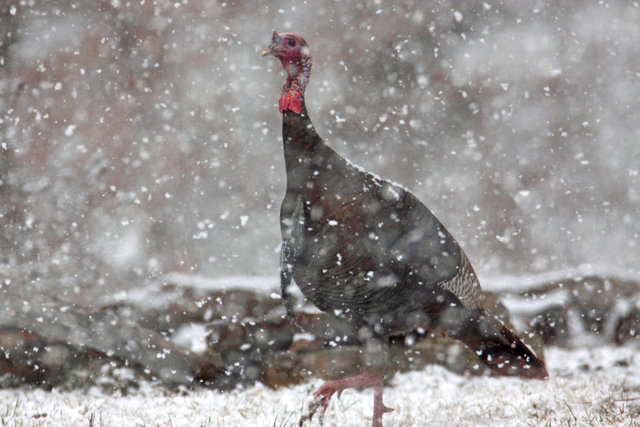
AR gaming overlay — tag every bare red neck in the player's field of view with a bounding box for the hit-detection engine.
[279,55,311,114]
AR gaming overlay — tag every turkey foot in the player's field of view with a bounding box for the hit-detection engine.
[299,368,393,427]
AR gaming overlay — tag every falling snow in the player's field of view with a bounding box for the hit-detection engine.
[0,1,639,425]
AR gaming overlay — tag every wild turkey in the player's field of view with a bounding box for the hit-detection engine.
[262,31,547,427]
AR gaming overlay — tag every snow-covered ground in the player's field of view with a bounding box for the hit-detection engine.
[2,345,638,426]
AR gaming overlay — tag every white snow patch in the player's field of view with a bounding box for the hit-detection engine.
[100,275,281,310]
[162,273,279,293]
[293,332,317,342]
[64,124,77,136]
[171,323,209,354]
[482,264,640,293]
[499,288,571,315]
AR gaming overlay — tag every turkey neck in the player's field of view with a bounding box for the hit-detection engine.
[281,107,335,192]
[279,54,311,114]
[279,53,320,184]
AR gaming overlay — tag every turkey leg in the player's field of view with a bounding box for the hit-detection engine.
[299,367,393,427]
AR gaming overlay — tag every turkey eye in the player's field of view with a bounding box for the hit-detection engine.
[288,39,296,47]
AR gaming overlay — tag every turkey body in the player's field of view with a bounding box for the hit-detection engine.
[280,105,480,338]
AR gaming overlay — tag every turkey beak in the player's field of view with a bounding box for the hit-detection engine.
[262,31,280,57]
[262,41,278,57]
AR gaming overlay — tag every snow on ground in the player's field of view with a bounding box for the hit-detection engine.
[161,273,280,293]
[1,345,638,426]
[161,264,640,296]
[482,264,640,294]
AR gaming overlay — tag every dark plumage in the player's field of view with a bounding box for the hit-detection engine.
[263,31,547,427]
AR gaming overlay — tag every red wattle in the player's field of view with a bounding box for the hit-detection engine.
[279,94,302,114]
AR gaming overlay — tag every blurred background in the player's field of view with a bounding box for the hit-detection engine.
[1,0,639,302]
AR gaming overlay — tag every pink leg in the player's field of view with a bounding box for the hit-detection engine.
[299,368,393,426]
[372,378,393,427]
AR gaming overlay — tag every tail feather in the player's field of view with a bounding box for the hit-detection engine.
[444,309,548,379]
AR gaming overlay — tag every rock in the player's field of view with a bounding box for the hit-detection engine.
[614,307,640,345]
[0,288,226,390]
[495,272,640,345]
[0,326,52,386]
[531,305,570,346]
